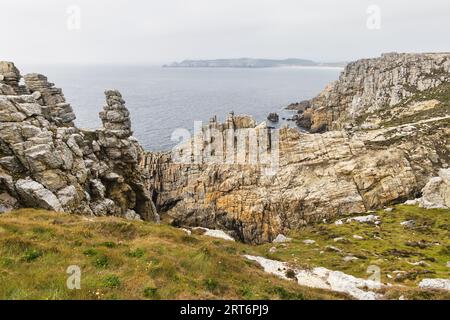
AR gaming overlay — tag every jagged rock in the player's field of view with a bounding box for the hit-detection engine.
[1,57,449,245]
[143,104,448,243]
[419,279,450,291]
[90,199,117,216]
[0,62,158,222]
[303,53,450,132]
[15,178,63,211]
[124,209,142,221]
[90,179,106,198]
[0,61,21,93]
[418,169,450,209]
[24,73,76,126]
[0,192,18,213]
[267,112,279,123]
[57,185,79,209]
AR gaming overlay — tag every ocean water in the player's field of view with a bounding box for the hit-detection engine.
[23,66,341,151]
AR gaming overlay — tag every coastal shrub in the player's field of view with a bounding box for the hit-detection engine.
[103,275,121,288]
[143,287,159,299]
[204,278,219,292]
[23,249,43,262]
[94,254,109,268]
[125,248,145,258]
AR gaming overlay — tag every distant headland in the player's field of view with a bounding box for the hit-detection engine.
[163,58,347,68]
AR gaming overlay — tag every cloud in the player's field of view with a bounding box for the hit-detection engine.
[1,0,449,65]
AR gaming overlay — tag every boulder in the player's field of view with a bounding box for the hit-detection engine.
[15,178,63,211]
[419,169,450,209]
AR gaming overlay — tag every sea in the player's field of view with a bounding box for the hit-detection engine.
[22,65,341,151]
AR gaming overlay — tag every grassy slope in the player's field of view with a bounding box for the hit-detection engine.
[0,205,449,300]
[250,205,450,300]
[0,209,346,300]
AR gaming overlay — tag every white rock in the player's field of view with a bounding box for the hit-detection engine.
[57,185,78,208]
[244,255,382,300]
[181,228,192,235]
[347,215,380,223]
[404,199,419,205]
[353,235,364,240]
[407,261,430,267]
[124,209,142,221]
[193,227,235,241]
[384,207,394,212]
[273,234,292,243]
[343,256,359,262]
[446,262,450,268]
[15,178,62,211]
[269,246,277,253]
[418,279,450,291]
[336,215,380,225]
[400,220,415,228]
[418,169,450,209]
[303,239,316,245]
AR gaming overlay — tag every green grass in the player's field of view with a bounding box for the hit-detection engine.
[0,206,448,300]
[248,205,450,295]
[0,209,348,300]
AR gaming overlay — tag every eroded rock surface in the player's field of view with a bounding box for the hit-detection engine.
[298,53,450,132]
[142,53,450,244]
[0,62,158,221]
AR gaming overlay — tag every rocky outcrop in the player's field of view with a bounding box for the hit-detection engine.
[406,169,450,209]
[0,62,158,221]
[24,73,76,126]
[1,54,449,245]
[0,61,28,95]
[142,114,448,243]
[141,53,450,244]
[267,112,279,123]
[298,53,450,132]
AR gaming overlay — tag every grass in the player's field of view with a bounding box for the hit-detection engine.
[248,205,450,300]
[0,206,448,300]
[0,209,347,300]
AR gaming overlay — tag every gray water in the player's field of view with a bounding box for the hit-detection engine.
[23,66,341,151]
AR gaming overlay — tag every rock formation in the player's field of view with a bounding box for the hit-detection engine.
[267,112,279,122]
[406,168,450,209]
[1,53,449,244]
[0,61,158,221]
[141,53,450,243]
[298,52,450,132]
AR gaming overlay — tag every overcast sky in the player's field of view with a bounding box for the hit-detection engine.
[1,0,449,65]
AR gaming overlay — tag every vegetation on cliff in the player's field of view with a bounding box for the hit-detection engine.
[0,206,448,300]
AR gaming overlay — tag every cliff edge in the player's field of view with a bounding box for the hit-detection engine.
[0,62,158,221]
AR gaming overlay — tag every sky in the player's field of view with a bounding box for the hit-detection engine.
[1,0,449,65]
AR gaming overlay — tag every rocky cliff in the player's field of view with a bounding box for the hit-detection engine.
[295,52,450,132]
[0,62,158,221]
[1,54,449,244]
[142,53,450,243]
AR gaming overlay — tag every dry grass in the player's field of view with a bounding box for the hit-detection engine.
[1,205,448,300]
[0,209,346,300]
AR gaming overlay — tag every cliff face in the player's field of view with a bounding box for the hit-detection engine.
[0,62,158,221]
[298,53,450,132]
[142,53,450,244]
[1,54,449,244]
[143,118,448,243]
